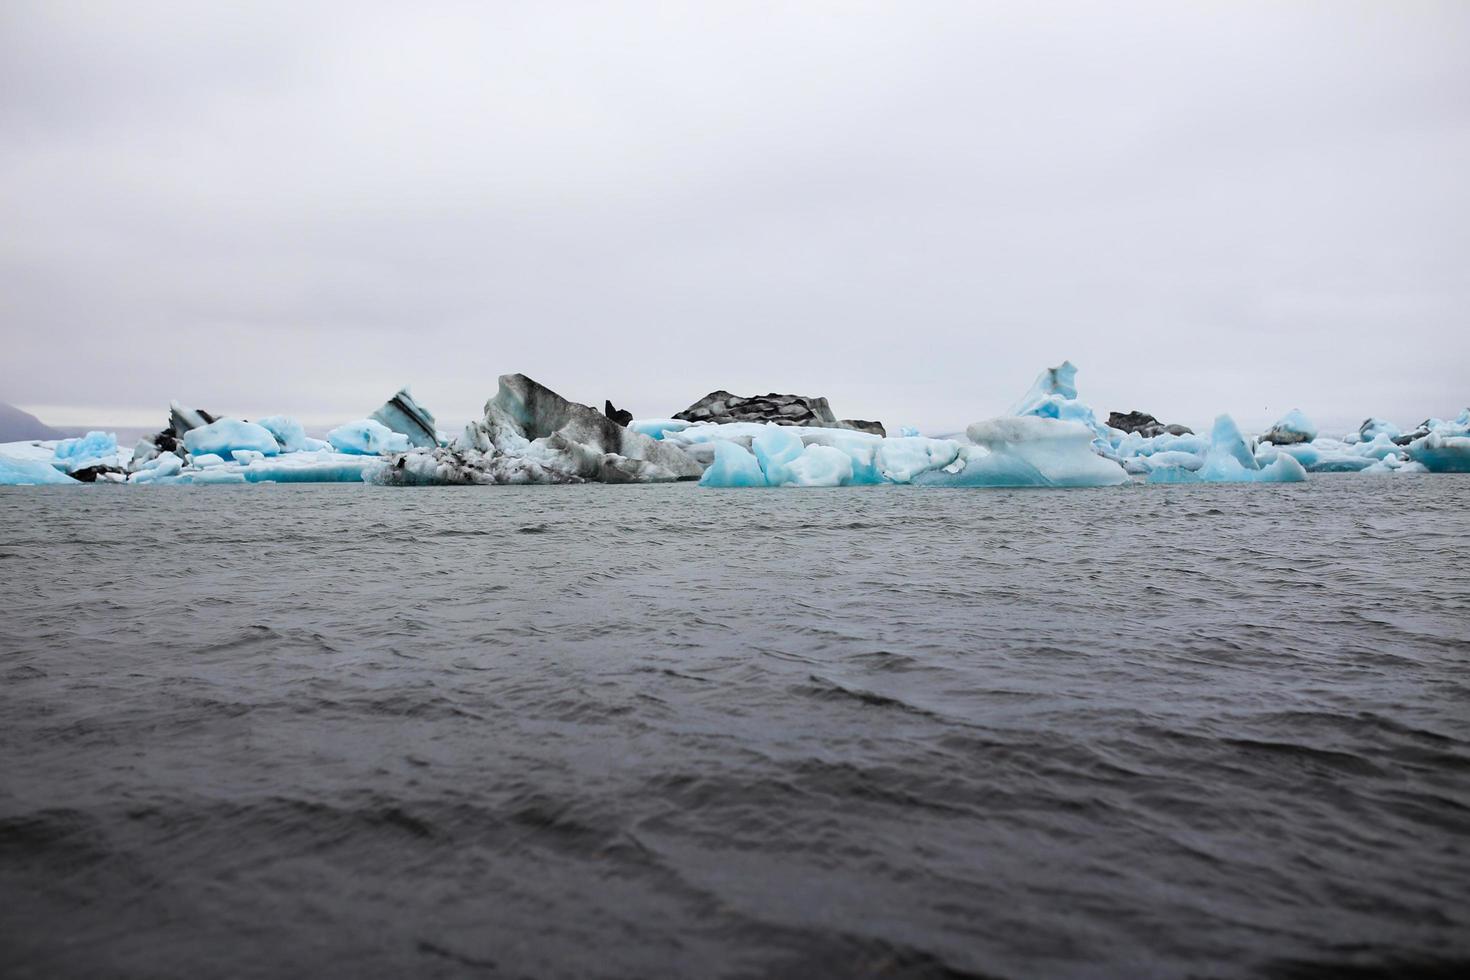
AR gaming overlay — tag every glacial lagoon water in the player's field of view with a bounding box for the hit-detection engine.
[1,478,1468,978]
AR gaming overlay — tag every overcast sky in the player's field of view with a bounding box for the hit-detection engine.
[2,1,1467,433]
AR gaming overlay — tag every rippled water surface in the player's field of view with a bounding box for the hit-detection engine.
[2,478,1468,978]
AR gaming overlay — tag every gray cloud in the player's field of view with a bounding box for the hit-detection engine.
[3,0,1467,433]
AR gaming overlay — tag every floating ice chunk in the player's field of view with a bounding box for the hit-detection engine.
[0,452,77,485]
[898,426,921,438]
[327,419,411,455]
[1263,409,1317,445]
[751,424,806,485]
[1361,454,1424,475]
[780,444,854,487]
[1356,418,1401,443]
[877,436,962,484]
[792,428,884,485]
[1210,415,1258,470]
[130,451,185,484]
[916,417,1128,488]
[1407,431,1470,473]
[1351,434,1406,461]
[485,375,702,481]
[1149,452,1307,484]
[1256,440,1375,473]
[231,449,266,464]
[240,451,378,482]
[370,387,438,448]
[255,415,314,453]
[52,431,118,471]
[698,440,767,487]
[184,419,280,458]
[1142,413,1306,483]
[627,418,692,440]
[1208,452,1307,482]
[191,453,226,467]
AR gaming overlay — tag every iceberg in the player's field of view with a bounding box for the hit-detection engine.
[1010,361,1112,448]
[183,419,281,458]
[751,424,806,485]
[781,444,853,487]
[916,417,1128,488]
[52,431,119,471]
[1355,418,1401,443]
[328,419,412,456]
[483,374,704,481]
[257,415,328,453]
[1209,415,1258,470]
[1148,454,1308,484]
[1262,409,1317,445]
[698,440,767,487]
[877,436,962,484]
[370,388,439,449]
[1146,414,1306,484]
[0,452,78,485]
[129,451,185,484]
[1254,439,1377,473]
[237,452,378,483]
[370,374,704,485]
[1407,430,1470,473]
[1012,361,1079,412]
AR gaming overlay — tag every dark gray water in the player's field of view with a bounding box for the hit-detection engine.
[2,478,1468,979]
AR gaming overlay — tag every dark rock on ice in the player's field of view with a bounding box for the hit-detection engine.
[604,400,633,427]
[68,464,126,483]
[1107,410,1192,438]
[674,390,884,436]
[370,387,438,448]
[1393,421,1435,446]
[1262,409,1317,446]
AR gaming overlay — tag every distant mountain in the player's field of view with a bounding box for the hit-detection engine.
[0,401,65,441]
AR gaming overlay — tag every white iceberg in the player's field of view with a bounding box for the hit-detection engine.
[916,417,1128,488]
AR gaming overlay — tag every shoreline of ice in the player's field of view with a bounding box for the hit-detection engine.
[2,364,1466,488]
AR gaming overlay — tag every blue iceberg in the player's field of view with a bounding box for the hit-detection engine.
[0,453,77,485]
[52,431,118,471]
[183,419,280,458]
[328,419,412,456]
[1147,414,1307,484]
